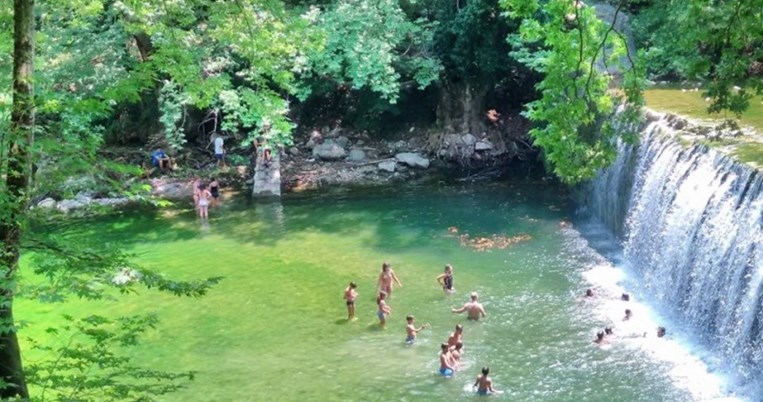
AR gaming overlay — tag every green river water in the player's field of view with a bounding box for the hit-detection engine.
[18,181,721,401]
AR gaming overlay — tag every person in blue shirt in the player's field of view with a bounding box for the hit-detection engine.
[151,149,171,171]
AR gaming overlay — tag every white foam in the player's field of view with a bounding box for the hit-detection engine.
[580,256,744,401]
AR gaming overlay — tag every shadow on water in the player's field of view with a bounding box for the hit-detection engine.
[31,178,572,260]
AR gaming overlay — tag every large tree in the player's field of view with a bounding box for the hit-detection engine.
[0,0,35,397]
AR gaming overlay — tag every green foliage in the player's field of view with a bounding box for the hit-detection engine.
[632,0,763,116]
[427,0,521,84]
[297,0,443,103]
[159,80,188,150]
[503,0,644,183]
[25,314,195,402]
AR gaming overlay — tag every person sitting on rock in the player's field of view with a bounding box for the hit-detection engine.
[151,148,172,172]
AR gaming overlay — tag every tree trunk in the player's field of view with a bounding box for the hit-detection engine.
[0,0,35,398]
[435,80,488,135]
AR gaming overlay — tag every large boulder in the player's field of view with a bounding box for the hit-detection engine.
[395,152,430,169]
[313,143,347,161]
[461,133,477,146]
[475,140,494,151]
[57,199,85,213]
[347,149,366,162]
[37,198,57,209]
[378,160,396,173]
[335,136,350,148]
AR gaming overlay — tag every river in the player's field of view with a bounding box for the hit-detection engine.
[17,179,741,401]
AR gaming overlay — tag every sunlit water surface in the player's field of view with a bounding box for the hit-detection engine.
[19,181,740,401]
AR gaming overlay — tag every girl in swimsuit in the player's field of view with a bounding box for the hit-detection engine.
[197,184,211,219]
[377,262,402,297]
[209,178,220,205]
[343,282,358,320]
[436,264,455,294]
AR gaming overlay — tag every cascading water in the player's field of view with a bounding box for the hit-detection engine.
[583,114,763,399]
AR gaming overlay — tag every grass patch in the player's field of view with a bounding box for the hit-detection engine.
[644,88,763,133]
[731,142,763,167]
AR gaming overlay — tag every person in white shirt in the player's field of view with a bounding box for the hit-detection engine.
[209,134,225,168]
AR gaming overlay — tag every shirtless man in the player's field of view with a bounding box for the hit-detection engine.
[473,366,501,395]
[439,343,455,377]
[405,315,429,345]
[377,262,402,297]
[452,292,487,320]
[447,324,463,349]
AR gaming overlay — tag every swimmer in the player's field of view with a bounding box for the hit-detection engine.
[447,324,464,349]
[451,341,464,363]
[473,366,502,395]
[604,327,614,337]
[657,326,666,338]
[436,264,455,294]
[344,282,358,320]
[593,331,608,345]
[405,315,429,344]
[377,291,391,328]
[623,308,633,321]
[439,343,455,377]
[621,293,630,301]
[584,288,594,298]
[377,262,402,297]
[452,292,486,320]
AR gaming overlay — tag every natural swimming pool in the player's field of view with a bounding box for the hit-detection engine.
[18,181,738,401]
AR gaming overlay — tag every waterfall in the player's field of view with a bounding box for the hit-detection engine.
[585,115,763,398]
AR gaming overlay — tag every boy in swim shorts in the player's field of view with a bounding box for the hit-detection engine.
[405,315,429,345]
[439,343,455,377]
[474,366,501,395]
[377,291,391,328]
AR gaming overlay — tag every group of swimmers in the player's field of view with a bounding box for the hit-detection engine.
[584,289,668,345]
[343,263,501,396]
[192,177,221,219]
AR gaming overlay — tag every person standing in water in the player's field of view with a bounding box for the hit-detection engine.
[191,178,202,209]
[473,366,501,395]
[377,262,402,297]
[452,292,487,320]
[377,291,391,328]
[197,183,212,219]
[209,177,221,206]
[405,315,429,345]
[436,264,455,294]
[447,324,464,349]
[439,343,455,377]
[344,282,358,320]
